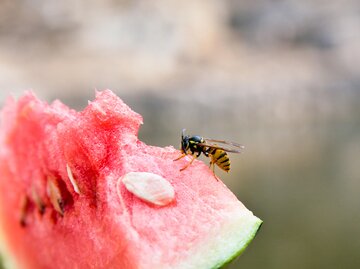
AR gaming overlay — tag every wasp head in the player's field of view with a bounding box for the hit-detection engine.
[180,129,190,153]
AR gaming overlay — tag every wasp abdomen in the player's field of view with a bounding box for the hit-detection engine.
[208,148,231,172]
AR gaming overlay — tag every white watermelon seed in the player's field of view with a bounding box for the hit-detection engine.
[31,187,45,215]
[47,176,64,216]
[66,164,81,194]
[120,172,175,206]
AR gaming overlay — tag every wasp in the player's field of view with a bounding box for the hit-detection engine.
[174,129,244,176]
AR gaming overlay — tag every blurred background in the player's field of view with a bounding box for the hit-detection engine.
[1,0,360,268]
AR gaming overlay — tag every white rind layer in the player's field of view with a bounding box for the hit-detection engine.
[169,211,262,269]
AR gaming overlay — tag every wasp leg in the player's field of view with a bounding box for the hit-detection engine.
[180,155,197,171]
[173,153,186,161]
[209,161,219,181]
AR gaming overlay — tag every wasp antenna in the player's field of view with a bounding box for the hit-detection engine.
[181,129,186,138]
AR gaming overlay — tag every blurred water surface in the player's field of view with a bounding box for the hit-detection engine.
[1,1,360,268]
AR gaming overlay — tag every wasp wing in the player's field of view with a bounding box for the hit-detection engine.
[203,138,244,148]
[199,138,244,153]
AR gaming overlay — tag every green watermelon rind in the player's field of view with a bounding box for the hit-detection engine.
[0,230,17,269]
[0,254,4,269]
[172,212,262,269]
[217,217,263,269]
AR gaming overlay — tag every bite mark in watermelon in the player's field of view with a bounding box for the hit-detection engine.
[0,90,262,269]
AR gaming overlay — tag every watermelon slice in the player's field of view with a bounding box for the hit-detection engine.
[0,90,262,269]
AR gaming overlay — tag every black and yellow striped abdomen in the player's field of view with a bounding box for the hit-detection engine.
[207,147,231,172]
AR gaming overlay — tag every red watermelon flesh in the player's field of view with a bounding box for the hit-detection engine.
[0,90,262,269]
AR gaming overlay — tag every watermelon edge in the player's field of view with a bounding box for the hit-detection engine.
[0,225,17,269]
[171,212,263,269]
[217,216,262,268]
